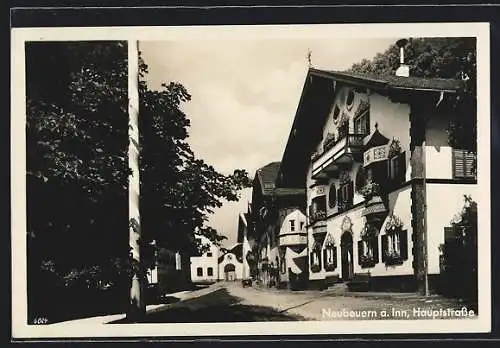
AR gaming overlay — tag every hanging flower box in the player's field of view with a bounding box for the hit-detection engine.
[338,120,349,139]
[311,264,321,273]
[323,132,337,152]
[384,250,404,266]
[359,254,376,268]
[310,210,327,224]
[359,181,381,200]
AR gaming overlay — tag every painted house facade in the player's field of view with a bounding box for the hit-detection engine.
[275,64,477,294]
[248,162,309,290]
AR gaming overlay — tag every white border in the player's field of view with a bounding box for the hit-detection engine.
[11,22,491,338]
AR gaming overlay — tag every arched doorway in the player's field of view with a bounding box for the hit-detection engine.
[224,263,236,281]
[341,231,354,281]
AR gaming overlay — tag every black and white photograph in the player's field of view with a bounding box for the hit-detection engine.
[11,23,491,338]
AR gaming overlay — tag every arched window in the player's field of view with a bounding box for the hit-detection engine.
[328,183,337,208]
[332,105,340,122]
[323,234,337,271]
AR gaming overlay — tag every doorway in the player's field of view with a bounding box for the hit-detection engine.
[341,231,354,281]
[224,263,236,281]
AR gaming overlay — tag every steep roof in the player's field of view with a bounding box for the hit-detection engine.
[255,161,281,196]
[276,68,466,188]
[310,69,464,93]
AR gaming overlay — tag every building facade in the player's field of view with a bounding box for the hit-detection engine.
[275,64,477,294]
[190,235,220,284]
[248,162,308,290]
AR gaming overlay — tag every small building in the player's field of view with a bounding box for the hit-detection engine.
[218,245,244,281]
[248,162,308,289]
[190,236,220,284]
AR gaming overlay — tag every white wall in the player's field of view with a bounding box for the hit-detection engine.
[425,110,455,179]
[190,236,220,283]
[218,252,243,281]
[425,183,478,274]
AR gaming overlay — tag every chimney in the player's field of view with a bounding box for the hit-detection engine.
[395,38,409,77]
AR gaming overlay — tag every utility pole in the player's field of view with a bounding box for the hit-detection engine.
[127,40,146,321]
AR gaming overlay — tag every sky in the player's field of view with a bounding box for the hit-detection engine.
[140,37,397,248]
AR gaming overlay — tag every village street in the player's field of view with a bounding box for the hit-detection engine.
[110,282,477,323]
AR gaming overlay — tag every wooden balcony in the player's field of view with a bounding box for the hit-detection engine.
[312,134,365,179]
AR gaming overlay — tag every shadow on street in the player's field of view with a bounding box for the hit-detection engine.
[111,288,306,323]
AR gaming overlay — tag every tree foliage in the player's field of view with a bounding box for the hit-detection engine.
[348,37,477,153]
[26,42,251,319]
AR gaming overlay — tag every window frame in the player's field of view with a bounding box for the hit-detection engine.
[196,267,203,277]
[207,267,213,276]
[290,219,295,232]
[353,109,370,136]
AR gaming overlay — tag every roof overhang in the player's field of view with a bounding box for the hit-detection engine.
[276,68,465,189]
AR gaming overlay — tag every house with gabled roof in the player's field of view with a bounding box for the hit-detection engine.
[275,45,477,294]
[248,161,308,289]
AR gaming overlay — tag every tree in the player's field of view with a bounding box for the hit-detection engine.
[348,38,477,154]
[26,42,251,321]
[138,55,252,259]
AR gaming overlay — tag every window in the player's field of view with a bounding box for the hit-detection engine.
[290,220,295,232]
[355,166,367,193]
[358,237,379,268]
[453,149,476,179]
[328,183,337,208]
[310,195,327,223]
[196,267,203,277]
[388,151,406,185]
[207,267,213,276]
[346,90,355,110]
[354,110,370,135]
[332,105,340,121]
[300,221,304,230]
[310,241,322,272]
[381,229,408,266]
[337,181,354,211]
[206,252,213,257]
[323,245,337,272]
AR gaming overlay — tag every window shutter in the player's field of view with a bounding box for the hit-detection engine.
[400,229,408,260]
[397,152,406,183]
[453,149,465,178]
[357,240,363,265]
[323,249,327,267]
[310,252,314,267]
[318,249,322,269]
[373,236,379,264]
[337,188,342,207]
[381,234,388,262]
[333,246,338,269]
[465,152,476,178]
[348,181,354,203]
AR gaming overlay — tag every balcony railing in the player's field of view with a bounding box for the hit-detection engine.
[312,133,365,179]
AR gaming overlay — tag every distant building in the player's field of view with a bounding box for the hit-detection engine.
[218,244,244,281]
[190,236,220,284]
[237,212,252,280]
[247,162,308,290]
